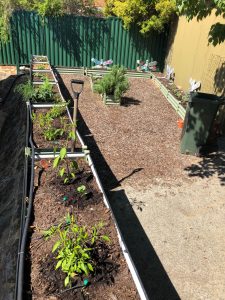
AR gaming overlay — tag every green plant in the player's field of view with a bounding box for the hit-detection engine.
[77,185,87,197]
[34,106,68,141]
[53,146,78,184]
[44,126,65,141]
[37,65,46,70]
[16,77,55,102]
[15,80,37,101]
[93,65,129,100]
[33,72,49,81]
[105,0,176,33]
[43,214,110,287]
[37,77,54,101]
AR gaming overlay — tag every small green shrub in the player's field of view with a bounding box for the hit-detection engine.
[15,80,36,101]
[36,77,54,102]
[16,78,55,102]
[93,65,129,99]
[43,214,110,287]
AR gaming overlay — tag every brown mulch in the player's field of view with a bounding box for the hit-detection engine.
[60,74,197,188]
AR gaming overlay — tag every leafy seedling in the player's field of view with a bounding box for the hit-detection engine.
[77,185,87,197]
[53,148,78,184]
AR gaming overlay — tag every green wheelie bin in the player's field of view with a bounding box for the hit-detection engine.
[180,92,225,155]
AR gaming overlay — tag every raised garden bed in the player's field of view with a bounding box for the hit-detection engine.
[32,71,55,82]
[32,63,51,70]
[102,93,121,105]
[27,106,140,298]
[150,72,186,119]
[32,55,49,63]
[32,106,82,150]
[28,156,139,299]
[16,56,143,300]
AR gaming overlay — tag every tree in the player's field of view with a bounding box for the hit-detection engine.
[176,0,225,45]
[0,0,96,41]
[104,0,177,33]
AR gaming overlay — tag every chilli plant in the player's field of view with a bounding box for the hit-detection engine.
[53,129,77,184]
[43,214,110,287]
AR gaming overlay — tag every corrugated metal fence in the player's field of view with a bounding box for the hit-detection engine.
[0,11,168,69]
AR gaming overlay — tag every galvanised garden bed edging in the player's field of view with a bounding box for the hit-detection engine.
[56,67,187,118]
[150,72,186,120]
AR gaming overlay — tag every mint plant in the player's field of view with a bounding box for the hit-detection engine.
[43,214,110,287]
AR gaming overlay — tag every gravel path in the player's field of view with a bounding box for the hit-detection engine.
[61,73,225,300]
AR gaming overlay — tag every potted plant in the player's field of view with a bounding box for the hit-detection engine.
[93,65,129,105]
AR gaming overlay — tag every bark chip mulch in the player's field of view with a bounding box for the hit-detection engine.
[61,74,198,188]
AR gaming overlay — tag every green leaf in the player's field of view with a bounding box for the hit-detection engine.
[53,156,60,168]
[80,262,88,275]
[87,263,94,272]
[64,276,70,287]
[65,213,71,225]
[102,235,110,242]
[70,172,75,179]
[77,185,86,193]
[59,167,65,177]
[55,260,62,270]
[60,147,67,159]
[52,240,61,253]
[64,177,69,184]
[69,130,76,140]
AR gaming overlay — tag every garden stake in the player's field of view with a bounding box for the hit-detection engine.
[70,79,84,152]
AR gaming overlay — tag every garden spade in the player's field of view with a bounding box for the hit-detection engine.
[70,79,84,152]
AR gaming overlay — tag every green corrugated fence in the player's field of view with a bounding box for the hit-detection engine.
[0,11,168,70]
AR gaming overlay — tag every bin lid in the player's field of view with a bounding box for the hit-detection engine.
[189,92,223,104]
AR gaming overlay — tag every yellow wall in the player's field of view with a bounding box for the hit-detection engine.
[166,13,225,96]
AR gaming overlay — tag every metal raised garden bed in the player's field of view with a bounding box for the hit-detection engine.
[14,56,148,300]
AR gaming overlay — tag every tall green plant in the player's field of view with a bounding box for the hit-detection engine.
[93,65,129,99]
[53,146,78,184]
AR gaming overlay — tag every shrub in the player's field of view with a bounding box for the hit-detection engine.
[93,65,129,100]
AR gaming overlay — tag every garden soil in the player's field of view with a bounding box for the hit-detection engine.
[61,73,225,300]
[0,76,26,300]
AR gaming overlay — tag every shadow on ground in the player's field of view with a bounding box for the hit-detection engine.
[58,74,181,299]
[121,97,141,107]
[184,151,225,185]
